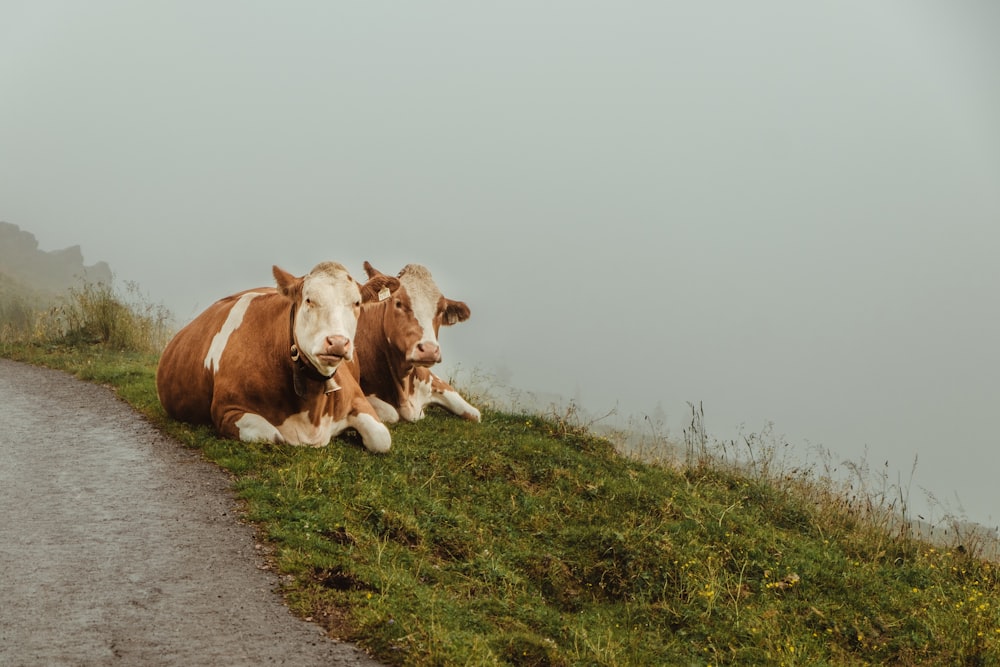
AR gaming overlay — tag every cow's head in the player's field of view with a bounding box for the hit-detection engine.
[363,261,471,367]
[274,262,398,377]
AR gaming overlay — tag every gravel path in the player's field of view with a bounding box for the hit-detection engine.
[0,358,381,666]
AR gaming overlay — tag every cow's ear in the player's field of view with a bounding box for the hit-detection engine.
[442,299,471,325]
[359,275,400,303]
[273,265,302,299]
[362,261,386,280]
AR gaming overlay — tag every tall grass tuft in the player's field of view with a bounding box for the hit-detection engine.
[8,280,174,354]
[0,295,36,342]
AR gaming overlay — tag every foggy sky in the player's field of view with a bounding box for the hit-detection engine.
[2,1,998,526]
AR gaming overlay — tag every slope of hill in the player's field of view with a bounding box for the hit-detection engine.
[2,341,998,666]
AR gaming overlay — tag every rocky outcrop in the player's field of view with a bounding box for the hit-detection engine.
[0,221,112,294]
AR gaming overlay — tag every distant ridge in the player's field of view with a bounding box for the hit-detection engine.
[0,221,112,295]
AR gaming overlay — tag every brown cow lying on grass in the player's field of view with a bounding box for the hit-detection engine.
[156,262,399,452]
[355,261,481,424]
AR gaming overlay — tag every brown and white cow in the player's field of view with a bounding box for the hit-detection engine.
[156,262,399,452]
[354,261,481,423]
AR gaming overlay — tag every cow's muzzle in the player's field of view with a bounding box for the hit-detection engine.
[409,341,441,366]
[317,335,353,364]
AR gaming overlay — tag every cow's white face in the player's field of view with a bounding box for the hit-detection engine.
[277,262,362,377]
[372,263,470,367]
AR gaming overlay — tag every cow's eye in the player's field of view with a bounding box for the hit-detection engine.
[395,300,403,309]
[305,298,312,306]
[353,300,361,308]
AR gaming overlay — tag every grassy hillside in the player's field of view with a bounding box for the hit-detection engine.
[2,288,998,665]
[4,342,998,666]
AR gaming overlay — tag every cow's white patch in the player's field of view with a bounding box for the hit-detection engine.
[398,374,481,422]
[276,410,347,447]
[235,412,283,443]
[350,412,392,453]
[204,292,263,373]
[398,376,434,422]
[411,299,439,349]
[413,374,435,407]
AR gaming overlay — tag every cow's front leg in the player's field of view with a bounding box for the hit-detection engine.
[235,414,287,442]
[365,395,401,424]
[429,373,481,422]
[397,396,424,422]
[216,406,285,443]
[349,396,392,453]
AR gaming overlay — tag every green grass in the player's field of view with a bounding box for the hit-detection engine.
[3,340,999,666]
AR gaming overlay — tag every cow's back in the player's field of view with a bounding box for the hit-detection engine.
[156,289,273,425]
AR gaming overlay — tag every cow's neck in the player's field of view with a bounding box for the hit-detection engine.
[292,359,341,398]
[357,304,412,406]
[288,303,339,398]
[379,344,422,408]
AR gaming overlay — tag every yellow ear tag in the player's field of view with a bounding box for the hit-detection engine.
[378,287,391,302]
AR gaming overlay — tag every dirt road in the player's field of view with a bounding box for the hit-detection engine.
[0,358,381,666]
